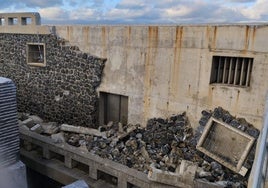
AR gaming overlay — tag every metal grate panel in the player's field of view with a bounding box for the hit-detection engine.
[0,77,19,168]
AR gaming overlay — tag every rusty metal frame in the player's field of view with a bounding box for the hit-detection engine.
[196,117,255,176]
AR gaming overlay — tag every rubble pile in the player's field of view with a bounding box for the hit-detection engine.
[18,107,259,187]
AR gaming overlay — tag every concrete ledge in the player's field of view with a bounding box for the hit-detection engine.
[0,25,52,34]
[21,149,115,188]
[19,128,223,188]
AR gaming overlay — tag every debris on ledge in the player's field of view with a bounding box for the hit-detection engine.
[18,107,259,188]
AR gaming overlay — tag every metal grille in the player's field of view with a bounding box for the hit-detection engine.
[0,77,19,167]
[210,56,253,87]
[197,117,255,175]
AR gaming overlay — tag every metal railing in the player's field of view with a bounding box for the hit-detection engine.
[251,96,268,188]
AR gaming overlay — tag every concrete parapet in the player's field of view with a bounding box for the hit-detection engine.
[0,12,51,34]
[19,127,224,188]
[0,12,40,25]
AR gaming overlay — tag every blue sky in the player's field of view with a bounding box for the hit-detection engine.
[0,0,267,24]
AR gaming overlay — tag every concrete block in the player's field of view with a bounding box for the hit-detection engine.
[30,123,43,134]
[21,118,35,128]
[28,115,43,124]
[51,132,65,143]
[60,124,106,138]
[148,161,197,188]
[40,122,59,135]
[21,125,30,131]
[62,180,89,188]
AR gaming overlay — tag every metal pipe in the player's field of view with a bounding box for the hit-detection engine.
[252,95,268,188]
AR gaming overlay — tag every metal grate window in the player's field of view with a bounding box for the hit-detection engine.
[210,56,253,87]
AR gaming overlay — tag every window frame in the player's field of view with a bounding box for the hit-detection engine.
[26,43,46,67]
[209,55,253,87]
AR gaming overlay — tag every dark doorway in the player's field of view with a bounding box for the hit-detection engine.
[99,92,128,126]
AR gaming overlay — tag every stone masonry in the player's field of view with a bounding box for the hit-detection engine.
[0,33,106,127]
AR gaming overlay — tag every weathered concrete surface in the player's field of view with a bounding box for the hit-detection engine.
[55,25,268,130]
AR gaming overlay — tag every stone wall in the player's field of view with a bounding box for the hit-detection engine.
[0,33,106,127]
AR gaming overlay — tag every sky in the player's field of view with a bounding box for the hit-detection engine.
[0,0,267,25]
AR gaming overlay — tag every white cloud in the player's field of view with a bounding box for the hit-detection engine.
[0,0,267,24]
[39,7,68,21]
[240,0,268,20]
[70,8,96,20]
[164,6,193,18]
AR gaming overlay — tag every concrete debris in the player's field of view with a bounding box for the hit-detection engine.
[30,124,43,134]
[18,107,259,188]
[60,124,106,138]
[28,115,44,124]
[21,118,35,128]
[51,132,65,143]
[19,114,44,129]
[40,122,59,135]
[148,161,196,188]
[20,125,30,131]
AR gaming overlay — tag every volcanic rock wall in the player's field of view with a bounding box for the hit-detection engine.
[0,33,106,127]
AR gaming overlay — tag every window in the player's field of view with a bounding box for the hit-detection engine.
[8,17,18,25]
[0,18,5,26]
[210,56,253,87]
[99,92,128,125]
[21,17,32,25]
[27,43,46,67]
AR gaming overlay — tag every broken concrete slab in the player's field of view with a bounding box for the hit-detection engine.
[30,124,43,134]
[21,118,35,128]
[177,160,197,184]
[40,122,59,135]
[148,161,197,188]
[60,124,106,138]
[21,115,44,128]
[51,132,65,143]
[20,125,30,131]
[28,115,43,124]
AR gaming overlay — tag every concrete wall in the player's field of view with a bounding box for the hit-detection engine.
[54,25,268,130]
